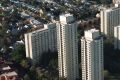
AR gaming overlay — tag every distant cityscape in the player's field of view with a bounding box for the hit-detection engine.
[0,0,120,80]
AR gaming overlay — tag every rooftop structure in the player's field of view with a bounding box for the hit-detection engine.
[84,29,100,39]
[60,13,74,24]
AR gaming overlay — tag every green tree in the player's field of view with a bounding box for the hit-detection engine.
[11,50,23,63]
[59,77,66,80]
[20,59,30,69]
[30,66,36,74]
[23,74,30,80]
[104,70,110,80]
[60,6,68,13]
[29,66,37,80]
[49,58,58,69]
[11,45,25,63]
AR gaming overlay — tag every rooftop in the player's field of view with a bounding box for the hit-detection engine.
[0,59,18,78]
[60,13,74,24]
[61,13,73,17]
[84,28,100,40]
[115,25,120,28]
[101,5,120,12]
[1,71,18,77]
[2,66,11,71]
[86,28,99,33]
[25,23,56,34]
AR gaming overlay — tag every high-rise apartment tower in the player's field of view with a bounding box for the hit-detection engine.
[57,14,79,80]
[100,7,120,39]
[114,26,120,49]
[24,23,57,64]
[81,29,104,80]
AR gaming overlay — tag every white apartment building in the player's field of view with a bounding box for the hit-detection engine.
[81,29,104,80]
[114,26,120,49]
[24,23,57,64]
[57,14,79,80]
[100,7,120,39]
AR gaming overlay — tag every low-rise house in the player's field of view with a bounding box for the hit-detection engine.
[0,60,19,80]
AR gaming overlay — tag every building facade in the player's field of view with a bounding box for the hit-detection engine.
[114,26,120,49]
[81,29,104,80]
[24,23,57,64]
[100,7,120,39]
[113,0,120,7]
[57,14,79,80]
[113,0,120,4]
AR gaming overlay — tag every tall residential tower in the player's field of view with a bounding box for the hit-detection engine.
[114,26,120,49]
[81,29,104,80]
[100,7,120,39]
[57,14,79,80]
[24,23,57,64]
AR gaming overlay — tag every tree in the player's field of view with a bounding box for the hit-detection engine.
[60,6,68,13]
[36,67,43,79]
[23,74,30,80]
[11,50,23,63]
[49,58,58,69]
[20,59,30,69]
[104,70,110,80]
[30,66,36,74]
[0,51,3,57]
[73,0,81,5]
[11,45,25,63]
[59,77,66,80]
[29,66,37,80]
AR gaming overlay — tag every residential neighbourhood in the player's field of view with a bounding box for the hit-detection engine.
[1,0,120,80]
